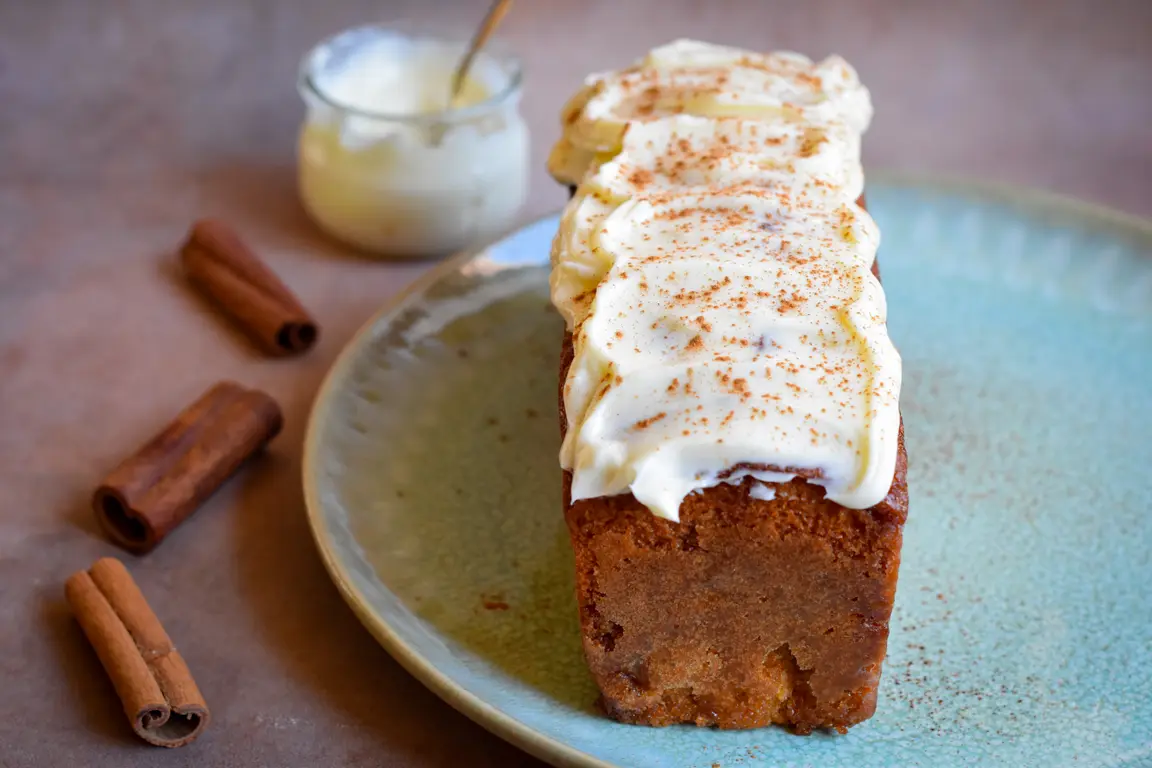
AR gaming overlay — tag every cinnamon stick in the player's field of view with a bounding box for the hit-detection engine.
[65,558,210,747]
[93,380,282,554]
[181,219,318,356]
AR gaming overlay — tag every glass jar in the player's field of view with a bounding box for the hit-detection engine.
[297,25,529,258]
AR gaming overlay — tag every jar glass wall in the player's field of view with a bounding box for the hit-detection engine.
[297,25,529,258]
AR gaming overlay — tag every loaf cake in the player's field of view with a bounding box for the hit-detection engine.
[547,40,906,733]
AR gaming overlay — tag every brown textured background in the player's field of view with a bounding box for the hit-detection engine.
[0,1,1149,765]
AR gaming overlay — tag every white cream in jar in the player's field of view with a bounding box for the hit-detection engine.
[297,26,529,257]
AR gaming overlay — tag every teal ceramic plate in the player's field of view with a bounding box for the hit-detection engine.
[303,179,1152,768]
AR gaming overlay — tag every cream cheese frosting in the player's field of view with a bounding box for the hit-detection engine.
[548,39,872,187]
[550,40,900,522]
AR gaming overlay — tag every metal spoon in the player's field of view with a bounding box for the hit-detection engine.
[449,0,514,106]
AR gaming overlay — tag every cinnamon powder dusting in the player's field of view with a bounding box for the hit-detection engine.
[633,412,668,430]
[551,40,899,518]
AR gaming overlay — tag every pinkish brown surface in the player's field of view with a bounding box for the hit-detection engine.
[0,1,1149,765]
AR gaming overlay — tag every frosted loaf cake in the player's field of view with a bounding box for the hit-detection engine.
[548,40,907,732]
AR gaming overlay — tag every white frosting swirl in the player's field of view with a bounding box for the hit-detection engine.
[550,40,900,521]
[549,39,873,187]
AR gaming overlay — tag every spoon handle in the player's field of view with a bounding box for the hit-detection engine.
[450,0,514,102]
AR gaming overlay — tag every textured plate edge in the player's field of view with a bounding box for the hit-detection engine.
[301,213,611,768]
[301,179,1152,768]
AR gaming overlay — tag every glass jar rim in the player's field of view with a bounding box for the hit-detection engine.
[297,23,523,125]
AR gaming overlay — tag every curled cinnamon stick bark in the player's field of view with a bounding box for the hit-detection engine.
[181,218,318,356]
[94,381,282,554]
[65,558,210,747]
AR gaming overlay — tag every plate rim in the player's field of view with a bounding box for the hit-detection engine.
[301,176,1151,768]
[302,211,611,768]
